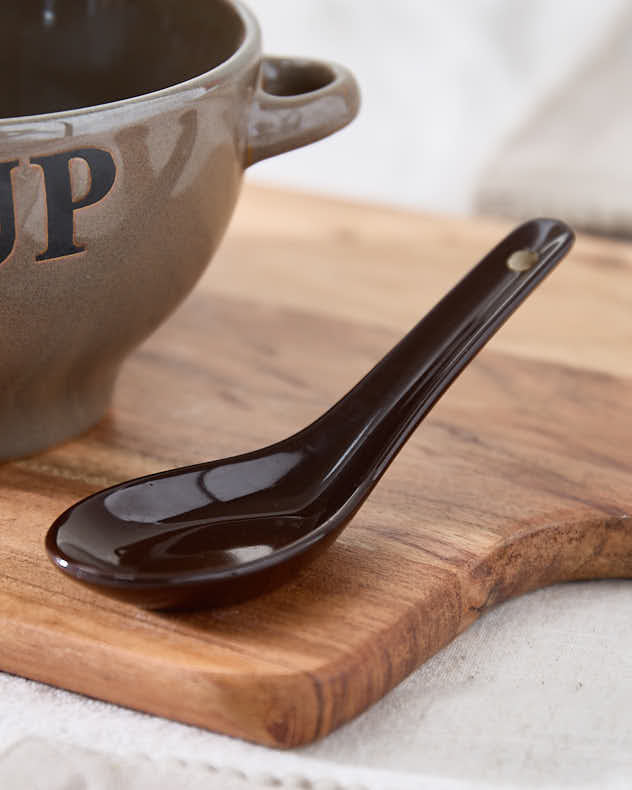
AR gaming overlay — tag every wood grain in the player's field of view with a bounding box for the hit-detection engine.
[0,185,630,747]
[210,186,632,378]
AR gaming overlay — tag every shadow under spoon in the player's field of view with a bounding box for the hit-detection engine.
[46,219,574,610]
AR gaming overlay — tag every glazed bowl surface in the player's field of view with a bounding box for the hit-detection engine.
[0,0,359,459]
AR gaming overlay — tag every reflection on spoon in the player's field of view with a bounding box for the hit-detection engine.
[46,219,574,610]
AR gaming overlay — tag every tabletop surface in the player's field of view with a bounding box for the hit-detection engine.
[1,184,631,784]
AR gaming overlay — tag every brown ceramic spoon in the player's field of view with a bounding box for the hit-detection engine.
[46,219,574,610]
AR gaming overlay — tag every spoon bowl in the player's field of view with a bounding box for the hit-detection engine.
[47,219,574,609]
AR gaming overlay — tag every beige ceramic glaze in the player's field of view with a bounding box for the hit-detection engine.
[0,0,360,461]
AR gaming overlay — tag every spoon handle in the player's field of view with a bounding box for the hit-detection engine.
[304,219,574,495]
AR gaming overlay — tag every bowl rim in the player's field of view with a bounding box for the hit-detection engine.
[0,0,261,127]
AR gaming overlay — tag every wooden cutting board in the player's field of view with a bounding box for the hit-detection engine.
[0,186,630,748]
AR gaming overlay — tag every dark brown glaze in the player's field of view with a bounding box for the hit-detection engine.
[46,219,574,610]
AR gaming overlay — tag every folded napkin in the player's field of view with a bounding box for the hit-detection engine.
[475,7,632,237]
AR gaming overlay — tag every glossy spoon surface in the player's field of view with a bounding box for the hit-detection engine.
[46,219,574,610]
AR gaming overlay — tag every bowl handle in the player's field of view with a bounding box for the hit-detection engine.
[246,56,360,166]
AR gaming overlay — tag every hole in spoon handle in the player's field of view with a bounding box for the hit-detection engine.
[306,218,575,491]
[399,217,575,404]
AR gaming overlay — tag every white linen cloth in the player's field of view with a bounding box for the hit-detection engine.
[474,3,632,236]
[1,583,631,789]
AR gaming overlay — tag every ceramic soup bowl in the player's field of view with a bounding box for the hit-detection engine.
[0,0,359,460]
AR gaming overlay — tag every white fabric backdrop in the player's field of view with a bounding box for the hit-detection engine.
[248,0,630,217]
